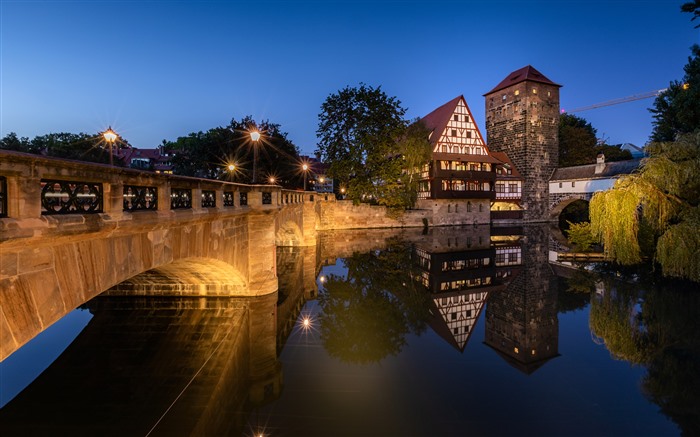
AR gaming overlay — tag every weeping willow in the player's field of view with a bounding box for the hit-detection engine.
[589,133,700,282]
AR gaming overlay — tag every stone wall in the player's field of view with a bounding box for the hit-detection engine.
[315,199,490,231]
[485,79,560,222]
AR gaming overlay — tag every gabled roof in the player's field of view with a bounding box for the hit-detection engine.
[485,65,561,95]
[550,158,643,181]
[420,95,487,151]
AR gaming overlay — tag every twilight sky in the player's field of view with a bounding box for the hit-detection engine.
[1,1,698,156]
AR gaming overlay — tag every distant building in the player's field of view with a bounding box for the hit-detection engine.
[117,146,174,174]
[301,155,334,194]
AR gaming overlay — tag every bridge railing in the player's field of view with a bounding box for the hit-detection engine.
[0,151,328,239]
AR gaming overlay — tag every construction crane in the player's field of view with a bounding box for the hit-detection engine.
[561,88,667,114]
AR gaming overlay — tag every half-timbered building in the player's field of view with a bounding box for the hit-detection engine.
[416,95,523,224]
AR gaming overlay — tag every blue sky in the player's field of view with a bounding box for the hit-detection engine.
[1,1,698,156]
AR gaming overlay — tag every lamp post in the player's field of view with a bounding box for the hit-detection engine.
[269,176,276,184]
[302,163,309,191]
[250,130,261,184]
[103,126,118,166]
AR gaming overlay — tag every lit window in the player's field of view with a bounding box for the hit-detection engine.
[502,94,507,101]
[514,347,519,354]
[532,88,537,94]
[514,90,520,96]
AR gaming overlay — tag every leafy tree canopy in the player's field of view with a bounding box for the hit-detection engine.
[316,84,429,210]
[649,44,700,142]
[589,133,700,282]
[165,115,302,186]
[681,0,700,27]
[559,114,632,167]
[0,131,130,165]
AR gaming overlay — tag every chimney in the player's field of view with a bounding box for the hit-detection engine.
[595,153,605,174]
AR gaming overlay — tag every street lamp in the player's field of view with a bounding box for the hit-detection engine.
[269,176,276,184]
[103,126,118,166]
[302,163,309,191]
[250,130,261,184]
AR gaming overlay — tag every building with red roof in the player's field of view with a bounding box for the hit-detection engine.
[415,95,523,224]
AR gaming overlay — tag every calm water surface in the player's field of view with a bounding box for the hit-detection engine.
[1,226,698,436]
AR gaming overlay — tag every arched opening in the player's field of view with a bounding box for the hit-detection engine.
[557,199,590,234]
[275,220,304,247]
[106,258,248,296]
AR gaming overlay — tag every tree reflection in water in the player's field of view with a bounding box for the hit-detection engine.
[317,238,432,364]
[588,273,700,435]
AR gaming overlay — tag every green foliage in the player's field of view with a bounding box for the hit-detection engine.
[165,115,301,185]
[316,84,427,209]
[650,45,700,142]
[0,131,129,165]
[317,238,431,363]
[589,283,647,364]
[559,113,597,167]
[596,143,633,162]
[587,272,700,434]
[590,133,700,281]
[565,221,596,252]
[681,0,700,27]
[559,114,633,166]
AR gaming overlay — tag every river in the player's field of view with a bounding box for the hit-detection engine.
[1,225,698,436]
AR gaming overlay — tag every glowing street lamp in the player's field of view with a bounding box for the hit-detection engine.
[302,163,309,191]
[102,126,118,166]
[269,176,276,184]
[250,130,261,184]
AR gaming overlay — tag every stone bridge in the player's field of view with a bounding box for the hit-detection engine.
[0,150,326,360]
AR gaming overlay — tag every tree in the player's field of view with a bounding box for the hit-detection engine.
[649,45,700,142]
[316,84,410,207]
[166,116,302,185]
[0,133,32,152]
[1,131,130,165]
[682,0,700,27]
[589,133,700,282]
[559,113,598,167]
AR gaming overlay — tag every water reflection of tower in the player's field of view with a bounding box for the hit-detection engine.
[413,226,506,352]
[485,225,560,374]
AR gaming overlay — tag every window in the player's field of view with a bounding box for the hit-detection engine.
[572,181,576,187]
[442,145,447,153]
[467,202,472,212]
[502,94,507,101]
[453,114,459,121]
[451,129,457,137]
[465,115,470,122]
[466,131,472,139]
[514,89,520,96]
[559,182,562,188]
[479,203,483,212]
[532,88,537,94]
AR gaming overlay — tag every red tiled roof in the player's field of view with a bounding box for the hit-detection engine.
[490,151,522,177]
[420,95,486,149]
[485,65,561,95]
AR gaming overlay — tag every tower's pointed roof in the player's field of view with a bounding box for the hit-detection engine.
[485,65,561,95]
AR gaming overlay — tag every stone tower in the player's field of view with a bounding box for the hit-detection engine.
[484,66,561,222]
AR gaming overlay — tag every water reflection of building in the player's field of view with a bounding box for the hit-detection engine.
[484,225,560,374]
[413,226,505,352]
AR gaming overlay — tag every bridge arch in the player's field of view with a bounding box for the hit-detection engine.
[276,220,304,247]
[549,193,592,221]
[105,258,248,296]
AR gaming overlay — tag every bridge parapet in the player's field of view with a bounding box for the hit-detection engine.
[0,150,324,244]
[0,150,326,360]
